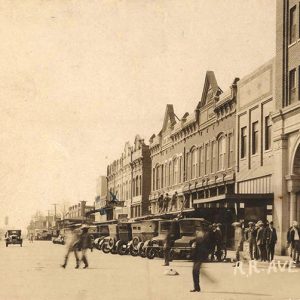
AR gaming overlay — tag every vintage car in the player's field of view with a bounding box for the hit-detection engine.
[128,219,160,257]
[52,235,65,245]
[145,219,180,259]
[170,218,209,259]
[93,224,110,250]
[171,219,227,261]
[5,230,23,247]
[101,222,132,255]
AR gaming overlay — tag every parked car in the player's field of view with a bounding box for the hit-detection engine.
[171,218,209,259]
[93,224,110,250]
[5,230,23,247]
[52,235,65,245]
[101,222,132,255]
[101,224,119,254]
[145,220,180,259]
[128,219,160,257]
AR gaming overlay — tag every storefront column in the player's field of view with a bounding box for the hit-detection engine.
[290,192,297,225]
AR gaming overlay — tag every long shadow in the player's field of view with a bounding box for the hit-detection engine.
[205,291,272,297]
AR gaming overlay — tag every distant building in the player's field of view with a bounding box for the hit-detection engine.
[64,201,95,223]
[94,176,109,222]
[106,135,151,219]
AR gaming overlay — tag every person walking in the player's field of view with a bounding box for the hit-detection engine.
[265,221,277,261]
[163,226,172,266]
[190,229,209,293]
[232,222,244,267]
[61,226,81,269]
[75,225,91,269]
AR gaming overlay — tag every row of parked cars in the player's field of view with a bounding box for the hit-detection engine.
[92,218,227,261]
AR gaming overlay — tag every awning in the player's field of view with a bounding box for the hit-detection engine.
[193,194,235,204]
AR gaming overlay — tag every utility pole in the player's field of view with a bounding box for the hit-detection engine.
[52,203,58,227]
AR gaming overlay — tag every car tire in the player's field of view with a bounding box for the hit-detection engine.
[129,245,139,257]
[146,248,156,259]
[101,243,111,254]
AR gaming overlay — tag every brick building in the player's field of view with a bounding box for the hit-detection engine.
[106,135,151,219]
[272,0,300,253]
[236,58,275,226]
[149,72,239,242]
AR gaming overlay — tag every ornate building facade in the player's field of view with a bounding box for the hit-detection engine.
[106,135,151,219]
[149,72,238,241]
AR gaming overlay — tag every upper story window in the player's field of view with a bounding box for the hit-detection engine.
[191,149,198,179]
[289,68,297,104]
[252,121,259,155]
[241,127,247,159]
[265,116,272,151]
[218,136,226,171]
[290,6,297,44]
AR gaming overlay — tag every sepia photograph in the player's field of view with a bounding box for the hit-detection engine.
[0,0,300,299]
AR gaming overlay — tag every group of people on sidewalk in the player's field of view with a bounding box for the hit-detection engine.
[233,220,278,266]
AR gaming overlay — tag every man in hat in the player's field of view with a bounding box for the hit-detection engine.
[190,228,209,292]
[163,193,170,212]
[256,221,267,262]
[290,221,300,263]
[246,222,257,260]
[232,222,244,267]
[158,194,164,213]
[61,225,81,269]
[75,225,91,269]
[265,221,277,261]
[170,191,178,212]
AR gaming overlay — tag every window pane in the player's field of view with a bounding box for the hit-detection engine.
[290,6,297,44]
[289,69,296,104]
[241,127,247,158]
[252,122,258,155]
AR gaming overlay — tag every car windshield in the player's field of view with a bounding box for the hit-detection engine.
[8,230,20,235]
[99,226,109,234]
[160,222,172,232]
[179,220,203,235]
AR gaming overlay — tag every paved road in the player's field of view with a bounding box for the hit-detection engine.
[0,241,299,300]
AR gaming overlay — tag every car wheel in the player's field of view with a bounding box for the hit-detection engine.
[146,248,156,259]
[101,243,111,254]
[129,245,139,257]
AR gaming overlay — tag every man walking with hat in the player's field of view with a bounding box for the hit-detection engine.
[75,224,91,269]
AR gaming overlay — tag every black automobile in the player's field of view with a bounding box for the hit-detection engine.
[5,230,23,247]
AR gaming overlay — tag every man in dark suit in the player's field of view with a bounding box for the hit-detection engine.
[265,221,277,261]
[190,229,209,292]
[256,221,267,262]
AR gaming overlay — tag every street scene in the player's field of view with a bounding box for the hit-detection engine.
[1,0,300,299]
[1,240,300,300]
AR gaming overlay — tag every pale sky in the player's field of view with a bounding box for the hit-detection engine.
[0,0,276,229]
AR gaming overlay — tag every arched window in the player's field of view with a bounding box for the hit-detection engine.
[186,152,191,180]
[132,179,135,197]
[136,176,139,196]
[139,175,142,195]
[218,136,226,171]
[156,165,160,190]
[191,148,198,179]
[173,158,178,185]
[168,162,172,186]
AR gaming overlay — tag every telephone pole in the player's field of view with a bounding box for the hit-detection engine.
[51,203,58,227]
